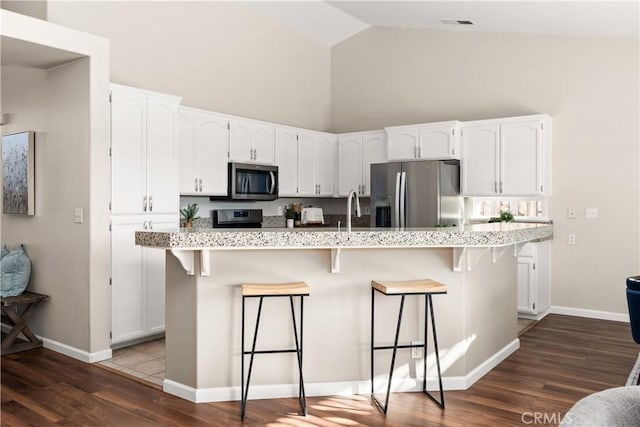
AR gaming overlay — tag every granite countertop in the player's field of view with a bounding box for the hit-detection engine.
[135,222,553,250]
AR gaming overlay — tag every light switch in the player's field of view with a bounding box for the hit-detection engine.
[585,208,599,219]
[567,208,577,219]
[568,233,576,245]
[74,208,84,224]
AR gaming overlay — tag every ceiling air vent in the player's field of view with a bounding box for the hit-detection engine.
[441,19,475,26]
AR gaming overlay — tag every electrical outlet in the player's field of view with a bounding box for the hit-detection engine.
[411,341,422,359]
[585,207,599,219]
[567,208,577,219]
[364,206,370,215]
[568,233,576,245]
[277,206,284,216]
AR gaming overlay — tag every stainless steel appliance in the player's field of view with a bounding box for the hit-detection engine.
[217,162,278,201]
[370,160,463,228]
[212,209,263,228]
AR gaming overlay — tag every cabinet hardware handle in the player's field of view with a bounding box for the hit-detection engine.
[195,178,198,191]
[540,185,543,193]
[452,148,455,156]
[149,195,153,212]
[143,196,147,211]
[494,182,498,193]
[414,146,417,158]
[419,146,422,157]
[149,220,153,229]
[499,181,503,194]
[254,148,257,160]
[199,178,203,192]
[143,220,148,230]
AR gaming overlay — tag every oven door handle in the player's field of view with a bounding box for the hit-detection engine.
[268,171,276,194]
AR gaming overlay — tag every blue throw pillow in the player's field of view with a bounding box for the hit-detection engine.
[1,244,32,297]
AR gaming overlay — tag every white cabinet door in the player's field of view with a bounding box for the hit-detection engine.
[316,135,336,196]
[111,216,145,344]
[418,124,459,159]
[229,119,275,164]
[501,120,543,196]
[111,90,147,215]
[146,98,179,214]
[143,217,176,334]
[338,135,362,196]
[179,112,199,195]
[111,214,177,345]
[298,132,317,196]
[362,132,387,196]
[229,119,253,162]
[517,256,537,314]
[198,113,229,196]
[276,127,298,196]
[461,124,500,196]
[386,127,418,160]
[253,124,275,165]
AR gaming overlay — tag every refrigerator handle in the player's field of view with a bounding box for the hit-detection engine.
[394,172,401,227]
[399,171,407,228]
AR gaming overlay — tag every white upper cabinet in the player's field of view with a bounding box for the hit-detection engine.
[110,84,180,215]
[338,135,362,196]
[338,131,387,197]
[385,127,418,160]
[179,107,229,196]
[501,120,544,196]
[298,131,336,197]
[386,121,460,161]
[361,132,387,196]
[461,115,550,197]
[275,127,299,197]
[461,124,500,195]
[229,119,275,165]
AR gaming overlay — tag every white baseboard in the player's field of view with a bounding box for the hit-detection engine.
[163,338,519,403]
[42,337,112,363]
[518,307,551,321]
[550,306,629,322]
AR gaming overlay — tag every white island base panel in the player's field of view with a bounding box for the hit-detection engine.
[163,246,521,403]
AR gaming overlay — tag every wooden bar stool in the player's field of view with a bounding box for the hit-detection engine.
[241,282,310,420]
[370,278,447,413]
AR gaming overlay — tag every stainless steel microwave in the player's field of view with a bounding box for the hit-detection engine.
[222,162,278,201]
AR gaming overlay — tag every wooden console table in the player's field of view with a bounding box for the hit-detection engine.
[1,291,49,356]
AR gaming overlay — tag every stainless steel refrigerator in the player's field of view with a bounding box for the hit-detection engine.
[370,160,463,228]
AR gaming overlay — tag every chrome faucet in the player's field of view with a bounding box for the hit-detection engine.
[346,190,361,233]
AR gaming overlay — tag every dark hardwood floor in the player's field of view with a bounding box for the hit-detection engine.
[1,314,638,426]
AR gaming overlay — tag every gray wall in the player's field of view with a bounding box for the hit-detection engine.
[47,1,332,131]
[330,27,640,315]
[1,61,92,349]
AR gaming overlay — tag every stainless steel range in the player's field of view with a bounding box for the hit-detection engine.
[212,209,263,228]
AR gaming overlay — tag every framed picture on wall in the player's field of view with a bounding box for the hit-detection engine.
[2,131,35,215]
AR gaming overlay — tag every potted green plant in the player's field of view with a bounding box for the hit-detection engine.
[180,203,200,228]
[488,211,514,223]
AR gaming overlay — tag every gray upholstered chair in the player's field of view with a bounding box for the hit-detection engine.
[560,386,640,427]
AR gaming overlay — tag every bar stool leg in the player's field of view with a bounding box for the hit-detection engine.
[241,296,245,418]
[370,287,375,396]
[373,294,406,414]
[241,297,264,420]
[289,296,307,416]
[423,294,428,394]
[424,294,445,408]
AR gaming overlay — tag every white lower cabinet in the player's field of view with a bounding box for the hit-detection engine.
[517,241,550,318]
[111,214,177,345]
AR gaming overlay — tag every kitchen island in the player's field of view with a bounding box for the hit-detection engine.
[135,222,552,403]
